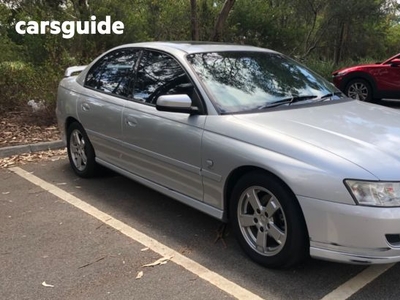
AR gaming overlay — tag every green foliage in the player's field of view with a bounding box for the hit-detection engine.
[302,59,337,81]
[1,0,400,115]
[303,57,385,81]
[0,4,21,62]
[0,61,37,112]
[386,24,400,53]
[0,61,63,113]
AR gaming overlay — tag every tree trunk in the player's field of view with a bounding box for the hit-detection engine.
[72,0,89,18]
[190,0,199,41]
[70,0,90,61]
[212,0,235,42]
[334,22,345,66]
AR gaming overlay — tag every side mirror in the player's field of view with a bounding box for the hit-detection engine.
[390,58,400,67]
[156,94,199,114]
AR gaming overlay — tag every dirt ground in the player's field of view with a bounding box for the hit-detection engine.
[0,111,66,168]
[1,111,60,148]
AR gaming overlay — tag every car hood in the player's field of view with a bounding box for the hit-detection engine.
[233,100,400,180]
[333,63,381,74]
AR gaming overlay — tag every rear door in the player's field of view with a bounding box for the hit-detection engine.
[121,50,206,201]
[78,48,140,166]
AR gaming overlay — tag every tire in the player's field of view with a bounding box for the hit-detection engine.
[67,122,97,178]
[345,79,373,102]
[229,171,309,268]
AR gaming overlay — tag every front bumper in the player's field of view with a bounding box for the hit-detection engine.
[298,195,400,264]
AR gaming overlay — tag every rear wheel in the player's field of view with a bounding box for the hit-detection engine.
[67,122,97,178]
[345,79,373,102]
[230,172,309,268]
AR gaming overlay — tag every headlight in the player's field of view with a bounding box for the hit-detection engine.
[334,71,348,77]
[345,180,400,207]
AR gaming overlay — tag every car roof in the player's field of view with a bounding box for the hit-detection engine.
[113,41,277,54]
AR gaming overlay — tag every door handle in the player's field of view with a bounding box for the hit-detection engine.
[81,103,90,111]
[125,117,138,127]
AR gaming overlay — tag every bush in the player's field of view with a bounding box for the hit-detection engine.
[303,59,337,81]
[303,57,383,82]
[0,61,37,113]
[0,61,63,120]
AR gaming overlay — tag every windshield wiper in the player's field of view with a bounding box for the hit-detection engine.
[319,91,343,100]
[258,95,318,109]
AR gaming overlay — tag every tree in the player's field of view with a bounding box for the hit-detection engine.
[212,0,235,41]
[190,0,199,40]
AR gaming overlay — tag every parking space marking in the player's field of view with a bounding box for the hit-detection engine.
[320,263,395,300]
[10,167,264,300]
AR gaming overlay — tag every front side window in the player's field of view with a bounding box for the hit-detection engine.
[85,49,140,97]
[133,51,194,105]
[187,51,341,113]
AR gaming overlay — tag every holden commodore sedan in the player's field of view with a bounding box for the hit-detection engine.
[56,42,400,268]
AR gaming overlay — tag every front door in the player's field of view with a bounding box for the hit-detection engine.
[121,50,206,201]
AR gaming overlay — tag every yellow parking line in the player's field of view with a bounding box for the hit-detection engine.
[10,167,264,300]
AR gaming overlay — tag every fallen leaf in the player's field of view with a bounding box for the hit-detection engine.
[0,149,66,168]
[42,281,54,288]
[0,113,61,149]
[142,255,173,268]
[135,271,144,279]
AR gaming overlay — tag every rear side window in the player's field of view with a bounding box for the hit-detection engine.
[85,49,140,97]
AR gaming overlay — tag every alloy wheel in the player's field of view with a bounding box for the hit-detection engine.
[237,186,287,256]
[69,129,88,172]
[347,82,369,101]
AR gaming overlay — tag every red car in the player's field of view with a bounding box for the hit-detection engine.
[332,53,400,102]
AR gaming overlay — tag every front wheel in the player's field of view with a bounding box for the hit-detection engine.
[67,122,97,178]
[230,172,309,268]
[345,79,373,102]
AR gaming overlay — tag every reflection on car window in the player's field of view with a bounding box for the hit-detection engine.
[187,51,337,113]
[133,51,193,105]
[85,49,140,97]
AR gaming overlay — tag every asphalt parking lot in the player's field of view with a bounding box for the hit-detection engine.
[2,100,400,300]
[3,158,400,300]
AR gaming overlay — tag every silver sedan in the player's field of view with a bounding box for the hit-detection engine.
[56,42,400,268]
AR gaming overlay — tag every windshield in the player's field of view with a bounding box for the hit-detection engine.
[187,51,341,113]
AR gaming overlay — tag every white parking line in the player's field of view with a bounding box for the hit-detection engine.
[320,263,395,300]
[10,167,264,300]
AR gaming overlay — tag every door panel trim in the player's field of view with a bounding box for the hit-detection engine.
[88,129,201,175]
[201,169,222,182]
[96,158,223,220]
